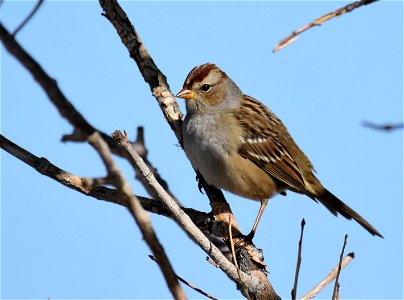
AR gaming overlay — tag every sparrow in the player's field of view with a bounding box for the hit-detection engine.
[176,63,382,239]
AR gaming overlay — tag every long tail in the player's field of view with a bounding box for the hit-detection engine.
[315,188,383,238]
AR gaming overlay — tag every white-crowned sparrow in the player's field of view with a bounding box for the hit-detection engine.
[177,63,382,238]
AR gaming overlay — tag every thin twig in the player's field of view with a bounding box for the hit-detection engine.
[206,257,220,268]
[332,234,348,300]
[273,0,378,52]
[12,0,44,36]
[87,132,187,300]
[228,217,251,300]
[336,282,341,300]
[149,255,218,300]
[299,252,354,299]
[291,219,306,300]
[362,121,404,132]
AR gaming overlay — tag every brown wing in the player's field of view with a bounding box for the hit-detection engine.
[232,95,314,194]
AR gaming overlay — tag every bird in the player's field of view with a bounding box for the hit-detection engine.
[176,63,382,239]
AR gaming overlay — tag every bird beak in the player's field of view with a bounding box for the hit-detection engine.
[176,88,196,100]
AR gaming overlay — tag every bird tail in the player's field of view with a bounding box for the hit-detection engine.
[315,188,383,238]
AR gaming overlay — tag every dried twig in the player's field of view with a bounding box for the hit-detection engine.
[299,252,354,299]
[332,234,348,299]
[87,132,186,300]
[12,0,44,36]
[149,255,218,300]
[273,0,378,52]
[291,219,306,300]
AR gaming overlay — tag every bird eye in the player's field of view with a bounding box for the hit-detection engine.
[201,84,211,92]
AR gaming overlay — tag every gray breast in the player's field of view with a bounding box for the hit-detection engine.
[183,113,231,186]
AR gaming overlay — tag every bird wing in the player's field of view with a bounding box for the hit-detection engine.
[232,95,312,193]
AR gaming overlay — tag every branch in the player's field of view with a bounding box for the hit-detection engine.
[12,0,44,36]
[98,0,183,144]
[299,252,355,299]
[291,219,305,300]
[273,0,378,52]
[332,234,348,299]
[86,132,186,299]
[0,22,179,204]
[112,130,280,299]
[0,134,210,228]
[149,255,218,300]
[1,133,257,298]
[112,131,251,285]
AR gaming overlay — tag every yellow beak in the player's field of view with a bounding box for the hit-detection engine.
[176,88,196,100]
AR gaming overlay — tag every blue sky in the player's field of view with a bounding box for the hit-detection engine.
[1,1,403,299]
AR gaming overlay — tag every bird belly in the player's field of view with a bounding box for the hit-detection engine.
[183,112,280,201]
[185,137,278,201]
[219,153,279,201]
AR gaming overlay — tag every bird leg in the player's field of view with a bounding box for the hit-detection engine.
[247,198,268,240]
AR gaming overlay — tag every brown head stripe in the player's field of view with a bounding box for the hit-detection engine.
[184,63,227,88]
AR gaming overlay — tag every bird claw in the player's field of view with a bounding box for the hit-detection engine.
[196,172,205,194]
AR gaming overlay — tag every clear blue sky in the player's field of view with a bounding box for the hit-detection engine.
[1,1,403,299]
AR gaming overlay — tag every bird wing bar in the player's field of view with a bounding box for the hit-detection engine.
[234,95,308,193]
[238,137,307,193]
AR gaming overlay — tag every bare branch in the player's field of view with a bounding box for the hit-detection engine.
[149,255,218,300]
[87,132,187,300]
[273,0,378,52]
[0,23,112,150]
[12,0,44,36]
[112,131,249,283]
[299,252,355,299]
[291,219,306,300]
[332,234,348,300]
[0,23,178,203]
[98,0,183,144]
[0,134,210,227]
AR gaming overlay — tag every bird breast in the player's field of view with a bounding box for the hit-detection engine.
[183,112,278,200]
